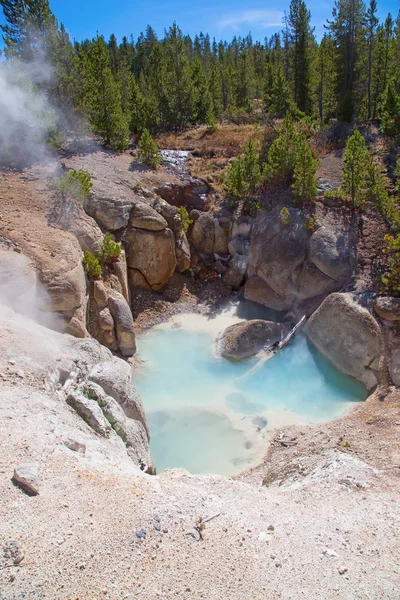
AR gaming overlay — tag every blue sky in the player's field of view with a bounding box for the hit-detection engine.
[0,0,397,47]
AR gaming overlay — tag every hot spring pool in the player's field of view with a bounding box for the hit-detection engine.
[132,307,366,476]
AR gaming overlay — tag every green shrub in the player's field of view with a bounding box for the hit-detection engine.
[381,234,400,296]
[225,155,246,199]
[280,206,291,225]
[395,155,400,190]
[206,109,218,133]
[304,216,316,231]
[98,232,121,265]
[82,251,102,279]
[177,206,193,233]
[52,169,93,201]
[47,126,66,150]
[137,129,162,168]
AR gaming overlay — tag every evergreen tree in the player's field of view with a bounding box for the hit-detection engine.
[0,0,57,59]
[379,79,400,137]
[327,0,367,121]
[288,0,315,114]
[365,0,378,119]
[266,114,299,184]
[341,130,369,207]
[84,36,130,151]
[137,128,162,168]
[163,23,194,129]
[292,139,319,203]
[191,57,211,123]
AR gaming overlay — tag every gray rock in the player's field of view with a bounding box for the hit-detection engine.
[64,439,86,454]
[306,293,383,390]
[245,207,356,314]
[66,392,111,437]
[217,320,288,360]
[309,227,354,280]
[129,202,168,231]
[175,233,191,273]
[374,297,400,322]
[13,462,41,496]
[107,289,137,356]
[3,539,25,565]
[213,219,230,254]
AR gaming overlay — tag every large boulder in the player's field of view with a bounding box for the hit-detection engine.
[245,207,356,314]
[217,319,289,360]
[306,292,383,390]
[107,289,137,357]
[84,194,136,231]
[374,297,400,322]
[129,202,168,231]
[125,227,176,291]
[191,212,215,254]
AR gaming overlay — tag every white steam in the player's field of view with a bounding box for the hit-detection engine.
[0,249,60,329]
[0,58,56,166]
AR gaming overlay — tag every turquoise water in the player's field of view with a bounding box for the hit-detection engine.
[132,311,366,476]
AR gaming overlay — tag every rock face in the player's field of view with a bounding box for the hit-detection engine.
[217,320,289,360]
[245,207,356,314]
[12,462,41,496]
[88,358,150,439]
[129,202,168,231]
[374,297,400,322]
[89,280,137,357]
[306,293,383,390]
[125,227,176,291]
[66,392,112,437]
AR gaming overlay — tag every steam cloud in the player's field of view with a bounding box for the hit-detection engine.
[0,57,56,167]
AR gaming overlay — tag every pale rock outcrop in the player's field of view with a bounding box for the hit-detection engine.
[88,358,150,439]
[66,391,111,437]
[245,207,356,314]
[125,227,176,290]
[51,198,104,254]
[222,253,248,289]
[113,249,130,303]
[306,292,383,390]
[217,319,289,360]
[374,297,400,322]
[77,381,150,467]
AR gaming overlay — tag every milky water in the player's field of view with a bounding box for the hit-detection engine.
[132,306,366,477]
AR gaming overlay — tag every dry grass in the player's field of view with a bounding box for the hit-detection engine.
[156,124,264,158]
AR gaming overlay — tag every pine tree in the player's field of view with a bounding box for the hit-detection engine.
[379,79,400,137]
[341,130,369,207]
[191,57,211,123]
[288,0,315,114]
[316,34,336,121]
[292,139,319,203]
[327,0,367,121]
[163,23,194,129]
[365,0,378,119]
[0,0,57,60]
[137,129,162,168]
[84,36,130,151]
[266,114,299,184]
